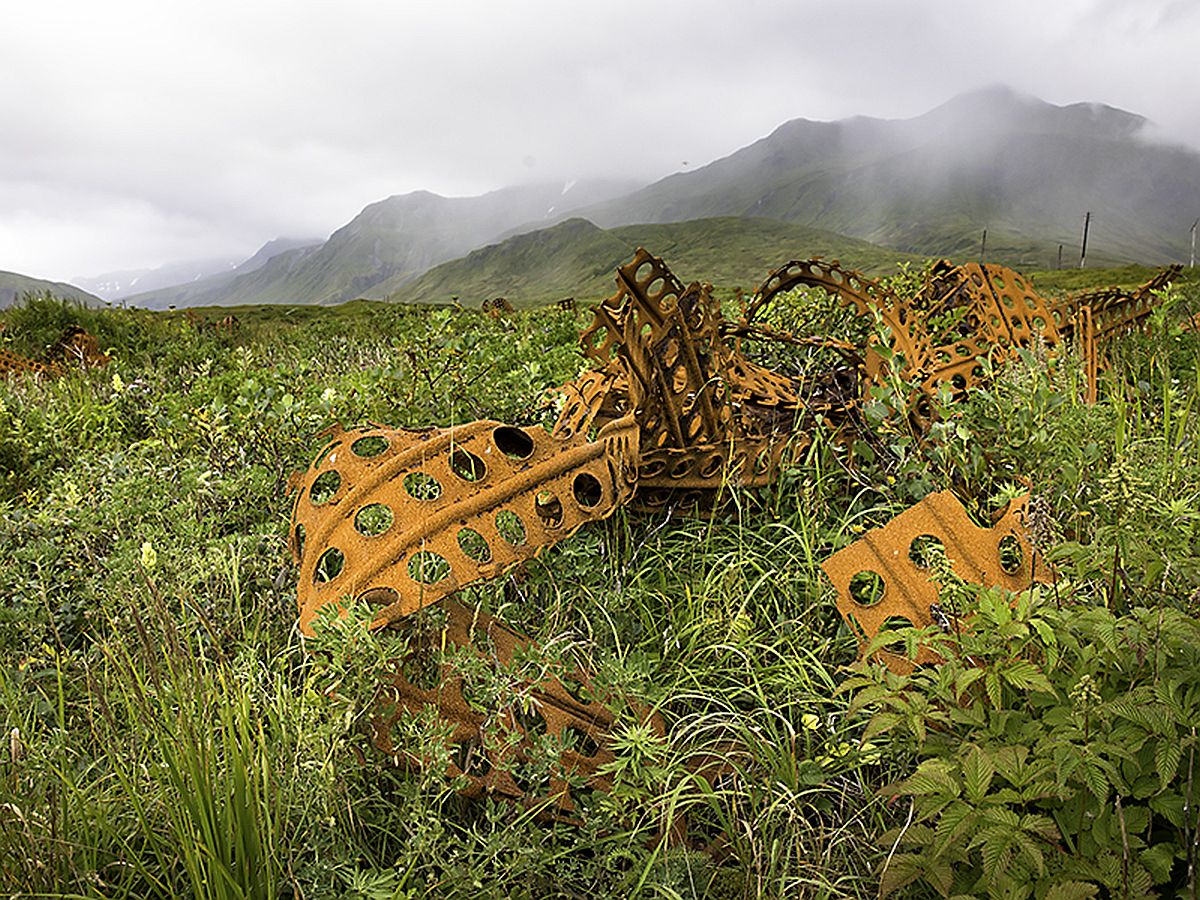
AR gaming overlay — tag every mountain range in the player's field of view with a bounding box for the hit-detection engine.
[9,86,1200,310]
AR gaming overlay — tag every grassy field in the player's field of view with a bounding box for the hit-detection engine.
[1,262,1199,898]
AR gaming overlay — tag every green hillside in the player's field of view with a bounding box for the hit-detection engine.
[0,270,102,309]
[388,216,926,307]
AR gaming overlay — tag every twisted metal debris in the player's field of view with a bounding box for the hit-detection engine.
[291,248,1177,800]
[0,325,110,378]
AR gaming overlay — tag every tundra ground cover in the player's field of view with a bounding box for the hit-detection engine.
[1,274,1198,898]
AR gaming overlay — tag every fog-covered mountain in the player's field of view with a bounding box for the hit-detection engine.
[76,87,1200,309]
[127,179,643,308]
[124,237,323,309]
[572,86,1200,268]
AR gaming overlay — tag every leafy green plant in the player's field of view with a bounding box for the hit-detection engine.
[844,586,1200,898]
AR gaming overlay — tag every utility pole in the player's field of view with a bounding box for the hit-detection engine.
[1057,244,1063,270]
[1191,218,1198,268]
[980,228,987,261]
[1079,212,1091,269]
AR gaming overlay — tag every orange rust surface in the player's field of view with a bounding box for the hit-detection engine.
[821,491,1051,674]
[292,414,639,635]
[749,258,1066,399]
[287,248,1177,811]
[0,348,56,377]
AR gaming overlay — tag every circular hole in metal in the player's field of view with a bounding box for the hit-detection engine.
[314,547,345,584]
[403,471,442,501]
[672,366,688,394]
[492,426,534,460]
[514,703,547,737]
[951,374,967,391]
[351,435,388,458]
[849,570,884,607]
[358,587,398,608]
[407,551,450,585]
[908,534,946,569]
[294,523,306,559]
[401,650,441,691]
[563,725,599,758]
[453,738,492,777]
[535,491,564,528]
[309,470,341,505]
[699,454,723,479]
[879,616,916,654]
[354,503,394,537]
[311,439,339,468]
[461,674,499,715]
[573,473,603,508]
[640,459,666,478]
[998,534,1024,575]
[449,447,486,482]
[496,510,526,545]
[670,458,692,479]
[457,527,491,563]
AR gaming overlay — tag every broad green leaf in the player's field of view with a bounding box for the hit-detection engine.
[1155,738,1181,789]
[1044,881,1099,900]
[1082,758,1109,802]
[878,852,924,897]
[1001,660,1053,694]
[1140,842,1179,883]
[962,745,995,805]
[986,669,1002,710]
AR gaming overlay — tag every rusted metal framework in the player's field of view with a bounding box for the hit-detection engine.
[0,325,110,377]
[290,248,1178,801]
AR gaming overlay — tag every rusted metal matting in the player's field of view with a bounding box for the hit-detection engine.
[290,248,1176,809]
[0,326,110,378]
[370,597,657,818]
[821,491,1051,673]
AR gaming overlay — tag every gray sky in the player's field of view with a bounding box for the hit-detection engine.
[3,0,1198,282]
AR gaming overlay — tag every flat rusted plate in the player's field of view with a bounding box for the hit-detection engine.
[821,491,1051,673]
[0,348,56,377]
[292,414,639,635]
[370,597,651,817]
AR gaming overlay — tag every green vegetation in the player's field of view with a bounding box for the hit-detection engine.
[1,267,1198,898]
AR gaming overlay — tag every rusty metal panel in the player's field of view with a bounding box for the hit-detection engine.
[0,348,56,377]
[821,491,1051,674]
[292,414,639,635]
[370,598,641,816]
[1060,265,1181,342]
[0,327,109,378]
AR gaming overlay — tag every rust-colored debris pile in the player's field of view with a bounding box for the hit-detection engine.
[289,248,1177,808]
[0,325,111,378]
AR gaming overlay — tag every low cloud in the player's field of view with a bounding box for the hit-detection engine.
[2,0,1197,280]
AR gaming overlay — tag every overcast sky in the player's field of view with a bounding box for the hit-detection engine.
[3,0,1197,282]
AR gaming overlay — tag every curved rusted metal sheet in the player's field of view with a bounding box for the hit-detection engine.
[292,414,639,635]
[821,491,1052,674]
